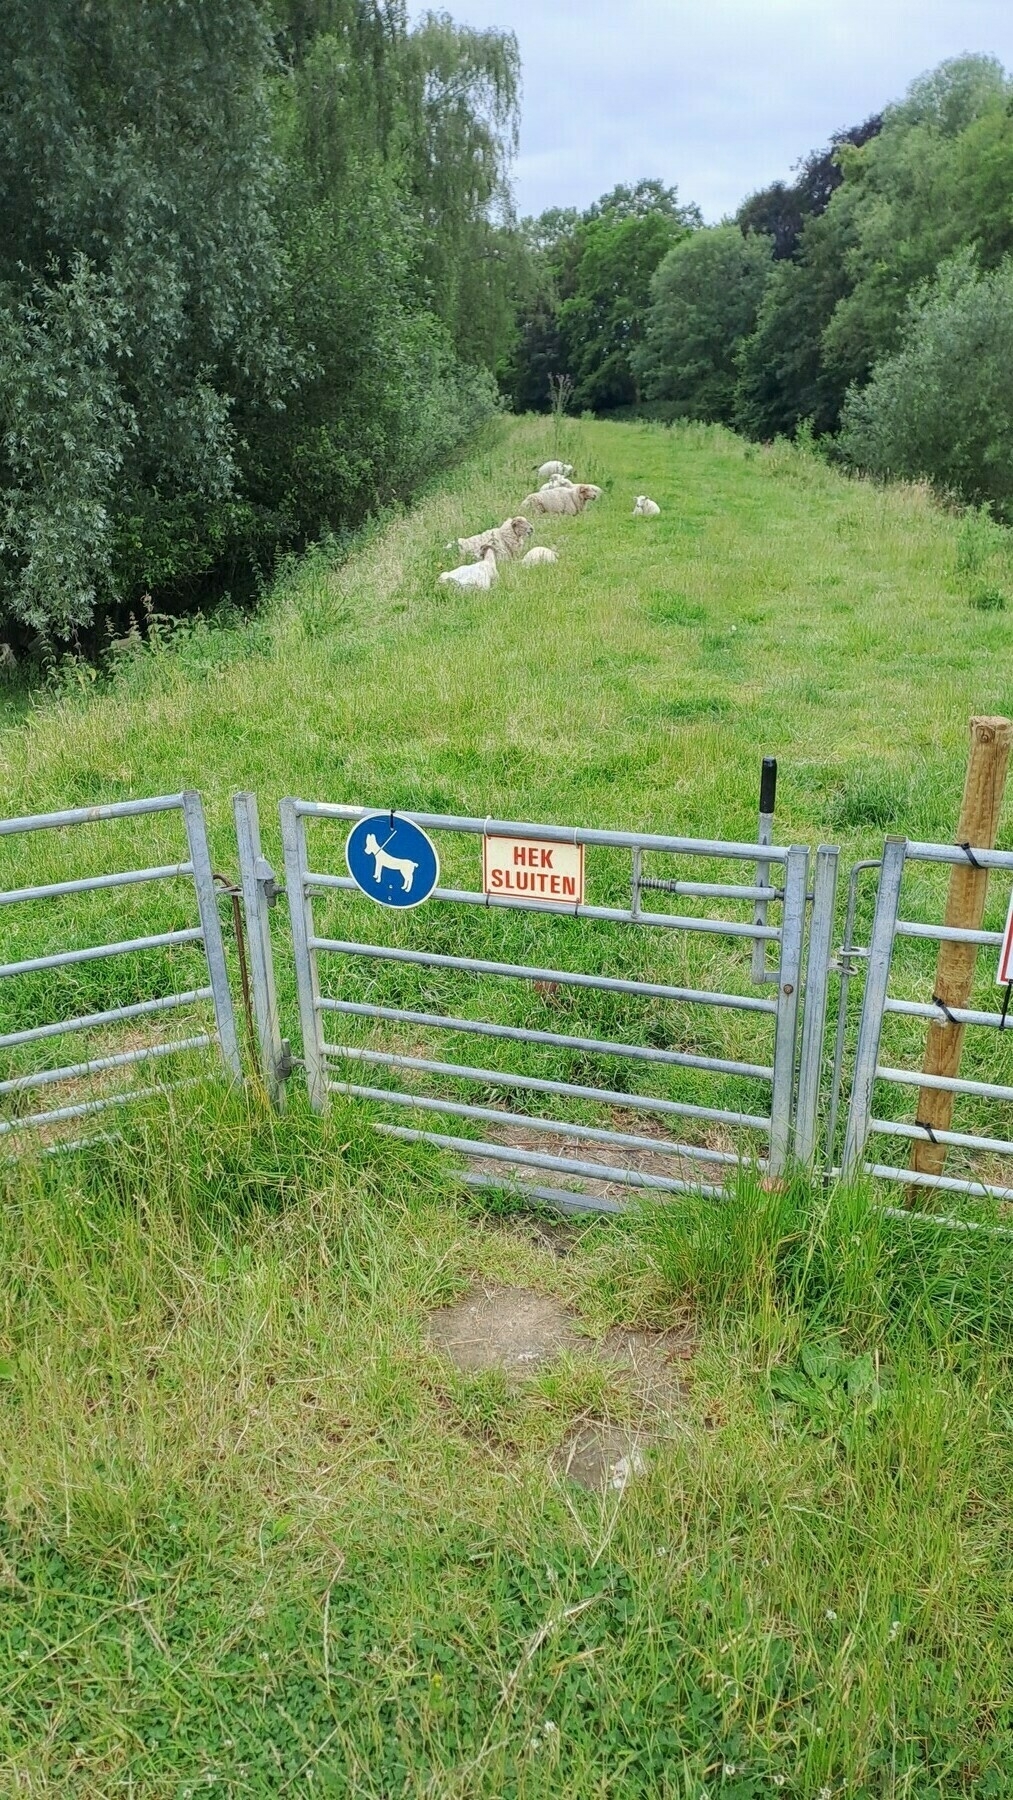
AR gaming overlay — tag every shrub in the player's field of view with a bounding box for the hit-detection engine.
[838,249,1013,518]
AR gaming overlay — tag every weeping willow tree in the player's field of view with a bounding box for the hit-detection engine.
[273,0,407,182]
[251,0,520,541]
[396,12,522,366]
[273,0,521,365]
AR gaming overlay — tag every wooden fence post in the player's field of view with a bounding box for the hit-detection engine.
[908,714,1013,1195]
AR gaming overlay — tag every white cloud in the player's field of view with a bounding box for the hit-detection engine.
[417,0,1013,219]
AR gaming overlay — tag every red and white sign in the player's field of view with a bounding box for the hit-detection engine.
[998,886,1013,983]
[482,834,585,906]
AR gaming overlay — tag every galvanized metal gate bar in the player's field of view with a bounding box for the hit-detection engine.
[233,792,287,1107]
[841,837,907,1174]
[278,798,812,1210]
[768,845,809,1170]
[0,790,240,1148]
[794,846,840,1165]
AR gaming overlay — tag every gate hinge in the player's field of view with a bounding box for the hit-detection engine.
[275,1038,295,1081]
[255,855,285,907]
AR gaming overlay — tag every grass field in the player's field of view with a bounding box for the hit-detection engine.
[2,417,1013,1795]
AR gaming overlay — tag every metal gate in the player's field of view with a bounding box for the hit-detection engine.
[252,795,837,1213]
[838,834,1013,1222]
[0,792,240,1151]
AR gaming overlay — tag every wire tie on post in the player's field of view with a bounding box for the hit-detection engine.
[931,992,959,1025]
[915,1120,940,1145]
[960,840,983,869]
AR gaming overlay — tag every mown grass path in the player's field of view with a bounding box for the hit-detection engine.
[1,421,1013,1796]
[4,417,1013,849]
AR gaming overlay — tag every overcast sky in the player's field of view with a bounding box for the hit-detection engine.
[419,0,1013,222]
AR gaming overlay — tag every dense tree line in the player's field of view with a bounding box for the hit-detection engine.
[503,181,701,414]
[7,26,1013,654]
[508,53,1013,520]
[0,0,521,647]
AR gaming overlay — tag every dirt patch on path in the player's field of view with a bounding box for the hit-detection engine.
[427,1285,695,1493]
[551,1426,649,1495]
[426,1286,581,1376]
[596,1324,694,1413]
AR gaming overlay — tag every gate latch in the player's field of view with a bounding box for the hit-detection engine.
[255,855,284,907]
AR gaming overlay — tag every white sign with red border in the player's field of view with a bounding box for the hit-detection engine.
[482,834,585,906]
[998,886,1013,984]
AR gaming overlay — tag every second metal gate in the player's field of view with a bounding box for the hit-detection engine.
[0,791,241,1151]
[837,835,1013,1223]
[245,796,836,1214]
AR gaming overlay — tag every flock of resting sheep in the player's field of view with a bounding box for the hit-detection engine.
[438,462,662,590]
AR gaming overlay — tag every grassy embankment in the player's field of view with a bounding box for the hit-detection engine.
[2,417,1013,1794]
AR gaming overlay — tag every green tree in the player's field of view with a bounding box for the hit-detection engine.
[260,1,515,534]
[734,202,859,439]
[0,0,287,638]
[821,55,1012,392]
[502,182,699,414]
[0,0,519,645]
[558,211,687,410]
[396,11,521,367]
[635,226,773,422]
[838,249,1013,519]
[732,61,1013,444]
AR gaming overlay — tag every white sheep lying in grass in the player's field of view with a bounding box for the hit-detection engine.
[456,515,532,562]
[536,460,573,480]
[522,483,601,517]
[544,476,606,499]
[633,495,661,517]
[521,546,558,565]
[438,547,498,590]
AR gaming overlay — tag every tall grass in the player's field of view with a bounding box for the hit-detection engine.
[2,1103,1012,1793]
[3,418,1013,1792]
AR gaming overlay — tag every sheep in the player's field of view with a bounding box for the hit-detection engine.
[536,460,573,480]
[456,515,532,563]
[632,495,661,517]
[521,483,601,517]
[521,546,558,565]
[543,475,605,497]
[522,486,581,517]
[438,547,498,590]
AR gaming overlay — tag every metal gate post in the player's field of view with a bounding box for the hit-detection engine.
[794,845,840,1165]
[180,789,242,1079]
[233,792,288,1109]
[768,844,809,1175]
[751,757,778,983]
[841,836,907,1175]
[280,798,327,1110]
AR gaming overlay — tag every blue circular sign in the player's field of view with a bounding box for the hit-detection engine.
[345,813,440,909]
